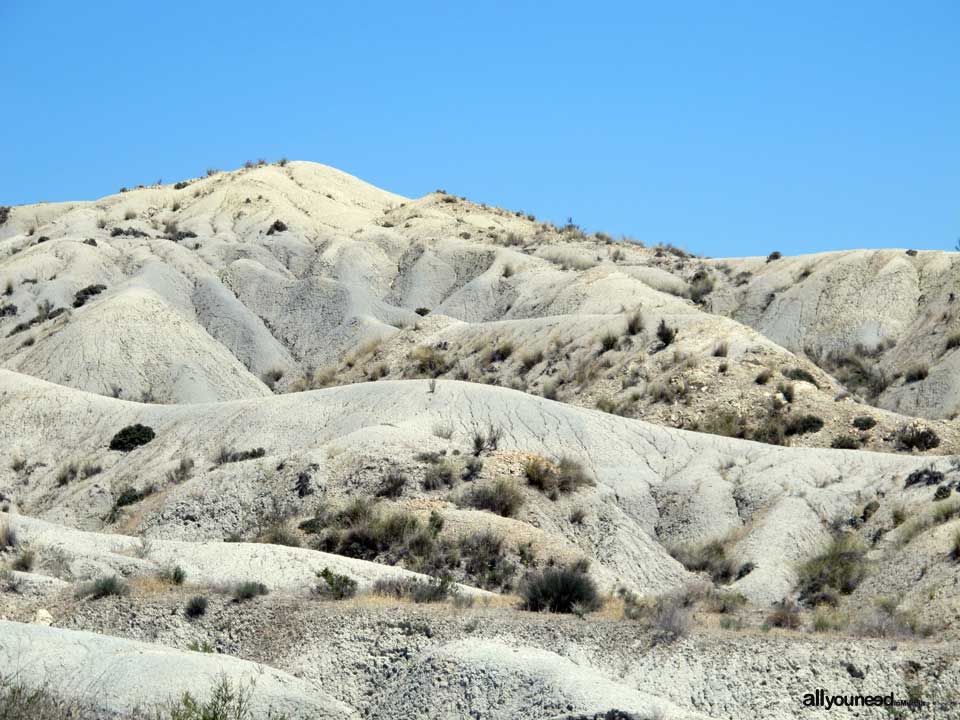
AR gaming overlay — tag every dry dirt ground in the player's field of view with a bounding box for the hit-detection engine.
[1,162,959,719]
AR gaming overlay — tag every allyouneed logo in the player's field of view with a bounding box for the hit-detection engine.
[801,690,924,710]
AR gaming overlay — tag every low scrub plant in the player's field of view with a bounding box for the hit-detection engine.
[109,424,155,452]
[459,479,524,517]
[314,567,358,599]
[796,535,867,606]
[519,564,600,614]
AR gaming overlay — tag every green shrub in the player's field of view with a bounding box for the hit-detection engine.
[410,345,450,376]
[520,349,544,372]
[185,595,208,619]
[76,575,128,599]
[785,414,824,436]
[830,435,860,449]
[776,382,794,403]
[766,251,782,262]
[600,332,619,353]
[372,575,455,603]
[232,581,269,601]
[754,369,772,384]
[109,424,155,452]
[422,459,456,490]
[904,364,929,383]
[471,425,501,456]
[458,530,516,590]
[258,524,301,547]
[460,479,524,517]
[0,522,16,549]
[669,540,735,584]
[315,567,357,599]
[159,565,186,585]
[520,565,601,614]
[114,484,156,509]
[72,284,106,308]
[656,319,676,346]
[700,410,747,439]
[688,275,714,304]
[12,549,34,572]
[783,367,818,387]
[897,424,940,451]
[461,457,483,481]
[214,447,265,465]
[766,598,801,628]
[376,469,407,498]
[796,535,867,606]
[523,455,594,499]
[852,415,876,431]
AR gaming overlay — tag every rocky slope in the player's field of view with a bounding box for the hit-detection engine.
[1,162,959,719]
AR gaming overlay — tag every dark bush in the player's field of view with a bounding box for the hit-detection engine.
[185,595,208,618]
[232,581,269,601]
[905,466,944,488]
[77,575,128,599]
[766,251,782,262]
[215,446,266,464]
[459,530,516,590]
[372,575,455,603]
[265,220,288,235]
[113,483,156,509]
[376,469,407,498]
[460,479,523,517]
[519,565,601,614]
[783,367,818,387]
[669,540,735,583]
[109,424,155,452]
[656,319,676,346]
[785,414,824,436]
[830,436,860,449]
[72,284,107,308]
[315,567,357,599]
[898,425,940,452]
[904,365,929,383]
[796,535,867,606]
[414,307,430,316]
[853,415,876,431]
[767,598,801,628]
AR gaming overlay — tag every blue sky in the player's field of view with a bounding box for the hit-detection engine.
[2,1,957,257]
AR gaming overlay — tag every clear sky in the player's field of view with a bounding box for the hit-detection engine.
[2,1,957,257]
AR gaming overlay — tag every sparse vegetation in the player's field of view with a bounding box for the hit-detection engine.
[852,415,876,431]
